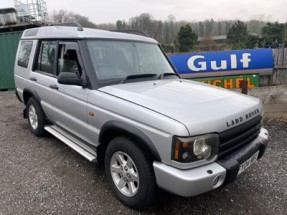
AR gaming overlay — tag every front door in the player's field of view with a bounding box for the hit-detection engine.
[32,40,91,144]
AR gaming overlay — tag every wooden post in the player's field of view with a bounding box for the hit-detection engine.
[240,80,248,95]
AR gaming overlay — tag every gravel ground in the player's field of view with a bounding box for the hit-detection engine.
[0,91,286,215]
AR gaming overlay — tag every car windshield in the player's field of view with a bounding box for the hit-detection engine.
[87,40,175,82]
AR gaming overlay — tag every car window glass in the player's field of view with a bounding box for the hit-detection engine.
[87,40,174,80]
[136,43,168,74]
[88,41,137,80]
[35,41,57,75]
[17,41,33,68]
[57,42,81,77]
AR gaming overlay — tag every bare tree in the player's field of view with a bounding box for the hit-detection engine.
[48,10,97,28]
[201,32,215,50]
[246,15,269,35]
[205,18,214,34]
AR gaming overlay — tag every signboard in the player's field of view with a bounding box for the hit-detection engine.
[169,49,273,78]
[192,74,259,89]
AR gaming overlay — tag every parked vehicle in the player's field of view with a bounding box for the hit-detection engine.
[14,25,268,210]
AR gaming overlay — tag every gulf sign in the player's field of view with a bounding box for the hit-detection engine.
[168,49,273,78]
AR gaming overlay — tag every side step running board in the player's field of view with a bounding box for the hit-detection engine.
[45,125,97,162]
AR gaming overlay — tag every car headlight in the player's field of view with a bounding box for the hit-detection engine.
[172,133,219,166]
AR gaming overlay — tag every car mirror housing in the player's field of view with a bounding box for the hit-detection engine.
[58,72,83,86]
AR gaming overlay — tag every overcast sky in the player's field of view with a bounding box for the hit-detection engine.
[2,0,287,23]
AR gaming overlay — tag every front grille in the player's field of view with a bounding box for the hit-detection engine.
[218,115,262,159]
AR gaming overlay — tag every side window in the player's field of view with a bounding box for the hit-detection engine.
[35,41,57,75]
[57,42,81,77]
[17,41,33,68]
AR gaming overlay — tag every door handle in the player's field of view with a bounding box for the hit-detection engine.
[30,77,37,81]
[49,84,59,90]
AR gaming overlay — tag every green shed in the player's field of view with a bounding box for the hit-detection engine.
[0,23,42,90]
[0,31,22,90]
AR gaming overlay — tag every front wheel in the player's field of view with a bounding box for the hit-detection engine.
[105,136,156,210]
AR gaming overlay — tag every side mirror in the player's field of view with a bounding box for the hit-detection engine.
[58,72,83,86]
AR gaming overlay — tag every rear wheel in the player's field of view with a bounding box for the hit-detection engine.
[105,136,156,210]
[26,97,46,137]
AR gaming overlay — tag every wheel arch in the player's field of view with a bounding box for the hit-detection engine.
[97,121,161,165]
[23,88,41,105]
[23,88,43,119]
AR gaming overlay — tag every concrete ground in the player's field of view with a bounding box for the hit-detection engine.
[0,91,286,215]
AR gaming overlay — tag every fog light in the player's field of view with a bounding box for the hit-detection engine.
[213,175,221,186]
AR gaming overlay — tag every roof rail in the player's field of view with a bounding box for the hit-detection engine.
[110,29,149,37]
[48,22,83,31]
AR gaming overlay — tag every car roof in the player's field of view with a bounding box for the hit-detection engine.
[21,26,158,44]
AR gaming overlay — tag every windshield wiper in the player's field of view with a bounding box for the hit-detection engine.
[121,73,157,83]
[158,73,181,79]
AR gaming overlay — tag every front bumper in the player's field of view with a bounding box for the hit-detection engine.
[153,127,268,197]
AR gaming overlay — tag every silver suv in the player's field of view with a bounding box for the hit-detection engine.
[14,25,268,209]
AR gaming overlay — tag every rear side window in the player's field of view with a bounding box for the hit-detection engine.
[35,41,57,75]
[17,41,33,68]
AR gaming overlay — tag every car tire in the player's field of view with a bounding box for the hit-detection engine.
[105,136,156,210]
[26,97,46,137]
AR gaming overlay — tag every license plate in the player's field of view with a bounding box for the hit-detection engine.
[238,151,259,175]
